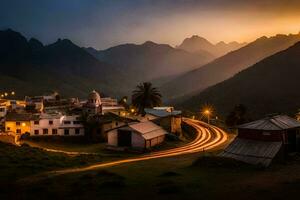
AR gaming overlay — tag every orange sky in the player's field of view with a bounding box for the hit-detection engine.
[1,0,300,48]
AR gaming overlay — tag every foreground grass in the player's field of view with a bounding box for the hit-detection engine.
[3,151,300,200]
[0,142,109,182]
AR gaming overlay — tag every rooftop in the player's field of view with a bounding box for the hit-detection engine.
[220,138,282,167]
[145,108,181,118]
[121,121,168,140]
[5,112,39,121]
[237,115,300,131]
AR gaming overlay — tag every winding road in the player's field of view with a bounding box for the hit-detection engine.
[47,118,228,176]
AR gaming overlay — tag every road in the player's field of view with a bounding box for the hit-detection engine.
[45,118,228,177]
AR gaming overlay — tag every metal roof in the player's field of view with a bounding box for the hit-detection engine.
[220,138,282,167]
[144,108,181,118]
[123,121,167,140]
[237,115,300,131]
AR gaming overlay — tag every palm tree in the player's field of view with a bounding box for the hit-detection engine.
[132,82,162,115]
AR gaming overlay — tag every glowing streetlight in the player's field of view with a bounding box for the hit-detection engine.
[203,108,212,124]
[130,108,135,113]
[11,91,15,95]
[4,92,8,97]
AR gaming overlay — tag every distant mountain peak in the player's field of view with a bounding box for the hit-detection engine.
[178,35,246,57]
[143,41,157,46]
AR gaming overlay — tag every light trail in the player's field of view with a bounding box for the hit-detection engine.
[47,118,228,176]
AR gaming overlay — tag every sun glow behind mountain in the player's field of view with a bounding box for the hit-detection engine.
[0,0,300,49]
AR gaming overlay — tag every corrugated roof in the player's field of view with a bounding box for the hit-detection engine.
[124,121,167,140]
[220,138,282,167]
[237,115,300,130]
[144,108,181,118]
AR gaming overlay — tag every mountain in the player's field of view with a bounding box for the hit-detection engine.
[179,41,300,119]
[85,41,215,82]
[0,29,129,98]
[177,35,246,57]
[161,33,300,101]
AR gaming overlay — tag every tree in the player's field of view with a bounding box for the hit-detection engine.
[80,113,102,142]
[225,104,248,127]
[132,82,162,115]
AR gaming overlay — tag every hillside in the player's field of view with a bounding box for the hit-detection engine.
[85,41,215,82]
[162,33,300,101]
[177,35,246,57]
[0,29,130,98]
[179,41,300,119]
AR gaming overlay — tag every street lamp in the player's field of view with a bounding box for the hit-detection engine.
[203,109,211,124]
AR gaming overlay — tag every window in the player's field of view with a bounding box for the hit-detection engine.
[43,129,48,135]
[34,130,39,135]
[52,129,57,135]
[0,108,5,112]
[16,129,21,134]
[64,121,71,125]
[64,129,69,135]
[16,122,21,126]
[6,127,10,131]
[75,128,80,134]
[73,121,82,125]
[49,120,53,125]
[34,121,39,125]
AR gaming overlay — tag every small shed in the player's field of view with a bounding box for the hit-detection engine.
[221,115,300,167]
[144,107,182,135]
[107,121,167,150]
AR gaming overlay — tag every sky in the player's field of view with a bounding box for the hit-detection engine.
[1,0,300,49]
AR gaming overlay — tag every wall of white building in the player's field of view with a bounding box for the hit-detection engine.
[30,115,84,136]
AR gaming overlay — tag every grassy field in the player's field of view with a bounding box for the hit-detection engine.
[3,151,300,200]
[2,129,299,200]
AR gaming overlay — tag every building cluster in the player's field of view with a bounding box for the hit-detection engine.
[0,91,124,137]
[0,91,182,151]
[221,114,300,167]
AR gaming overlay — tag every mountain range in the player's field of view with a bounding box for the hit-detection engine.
[0,29,129,98]
[85,41,214,82]
[161,33,300,101]
[179,41,300,119]
[0,29,214,99]
[177,35,246,57]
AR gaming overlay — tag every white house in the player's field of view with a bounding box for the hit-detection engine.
[30,113,84,136]
[107,121,167,150]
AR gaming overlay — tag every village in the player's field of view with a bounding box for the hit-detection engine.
[1,88,300,169]
[0,90,183,152]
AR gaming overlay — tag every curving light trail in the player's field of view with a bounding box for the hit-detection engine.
[48,118,228,176]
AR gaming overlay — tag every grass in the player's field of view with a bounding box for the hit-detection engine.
[0,142,109,182]
[4,152,300,200]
